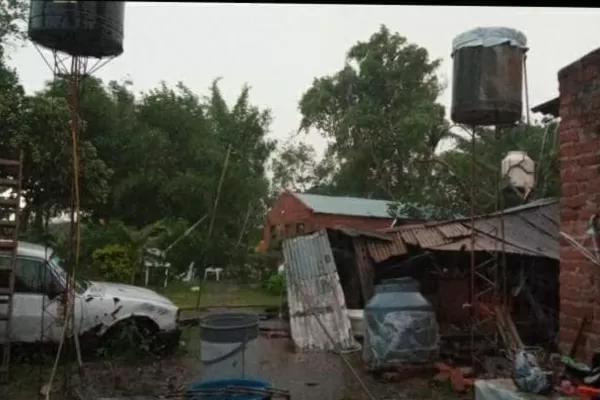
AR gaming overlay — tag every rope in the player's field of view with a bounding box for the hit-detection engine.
[45,56,84,400]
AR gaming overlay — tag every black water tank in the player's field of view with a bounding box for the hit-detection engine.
[451,27,527,126]
[28,1,124,58]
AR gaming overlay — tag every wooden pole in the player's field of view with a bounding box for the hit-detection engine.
[195,144,233,310]
[235,201,252,248]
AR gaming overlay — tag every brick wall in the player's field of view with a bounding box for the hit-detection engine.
[558,48,600,360]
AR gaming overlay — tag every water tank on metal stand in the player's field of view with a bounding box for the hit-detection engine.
[28,0,125,58]
[451,27,528,126]
[363,278,439,371]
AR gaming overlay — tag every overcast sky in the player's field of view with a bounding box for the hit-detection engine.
[7,5,600,158]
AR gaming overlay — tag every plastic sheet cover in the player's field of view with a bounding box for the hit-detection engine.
[363,310,438,370]
[474,378,578,400]
[452,27,528,53]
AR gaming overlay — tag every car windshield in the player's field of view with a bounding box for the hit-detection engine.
[49,254,90,295]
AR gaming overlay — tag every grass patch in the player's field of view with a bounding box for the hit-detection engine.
[160,280,283,309]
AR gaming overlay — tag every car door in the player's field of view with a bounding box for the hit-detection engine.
[0,254,82,343]
[7,255,60,342]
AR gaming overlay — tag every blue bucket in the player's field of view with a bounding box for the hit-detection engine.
[187,378,272,400]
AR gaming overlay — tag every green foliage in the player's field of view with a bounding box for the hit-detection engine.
[264,273,285,296]
[430,122,560,216]
[0,0,28,47]
[298,25,448,202]
[91,244,137,283]
[0,40,275,275]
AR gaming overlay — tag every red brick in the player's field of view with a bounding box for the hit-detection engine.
[561,248,587,263]
[559,328,581,345]
[560,285,582,302]
[561,314,584,331]
[561,208,579,222]
[561,130,579,143]
[580,154,600,167]
[577,166,600,182]
[562,183,578,198]
[564,194,587,209]
[561,300,594,319]
[560,143,577,158]
[542,46,600,362]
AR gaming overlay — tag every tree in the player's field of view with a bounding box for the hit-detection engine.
[0,0,27,47]
[16,92,111,230]
[430,122,560,216]
[298,25,449,204]
[270,138,319,194]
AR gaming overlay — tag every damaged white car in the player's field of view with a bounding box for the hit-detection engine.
[0,242,181,351]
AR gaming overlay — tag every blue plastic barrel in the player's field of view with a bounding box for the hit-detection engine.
[187,378,272,400]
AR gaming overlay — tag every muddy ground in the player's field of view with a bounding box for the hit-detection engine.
[6,307,469,399]
[7,330,468,399]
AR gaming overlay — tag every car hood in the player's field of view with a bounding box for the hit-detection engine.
[85,281,175,307]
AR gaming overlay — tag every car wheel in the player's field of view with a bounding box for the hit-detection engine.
[99,317,159,357]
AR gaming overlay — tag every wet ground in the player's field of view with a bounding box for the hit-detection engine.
[88,335,467,400]
[6,308,469,400]
[6,335,468,400]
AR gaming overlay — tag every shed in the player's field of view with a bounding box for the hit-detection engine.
[263,191,423,249]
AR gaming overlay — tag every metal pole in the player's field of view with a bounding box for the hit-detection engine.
[469,127,476,366]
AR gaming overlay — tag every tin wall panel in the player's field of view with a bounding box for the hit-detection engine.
[283,230,358,351]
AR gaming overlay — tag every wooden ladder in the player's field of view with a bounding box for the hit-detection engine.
[0,152,23,384]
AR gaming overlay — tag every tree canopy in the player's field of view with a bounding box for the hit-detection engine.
[0,22,276,275]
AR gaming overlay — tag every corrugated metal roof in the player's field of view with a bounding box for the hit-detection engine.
[292,193,394,219]
[282,230,358,351]
[352,198,559,262]
[367,231,408,263]
[329,226,391,241]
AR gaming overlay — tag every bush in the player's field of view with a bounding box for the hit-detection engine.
[264,273,285,296]
[92,244,138,283]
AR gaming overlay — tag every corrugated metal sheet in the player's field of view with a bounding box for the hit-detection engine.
[292,193,394,219]
[283,230,358,351]
[329,226,391,241]
[367,232,408,263]
[437,223,471,239]
[350,198,559,263]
